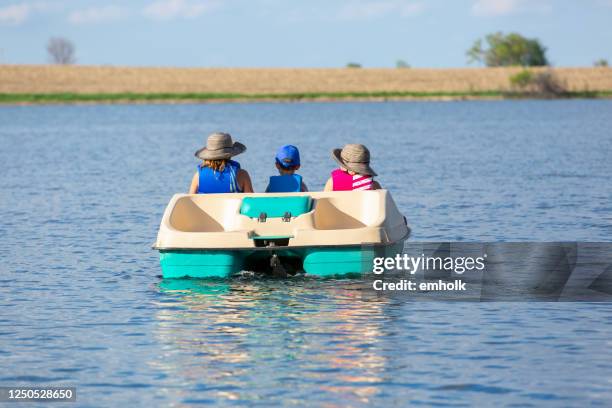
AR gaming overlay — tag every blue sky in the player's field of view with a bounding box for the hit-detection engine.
[1,0,611,67]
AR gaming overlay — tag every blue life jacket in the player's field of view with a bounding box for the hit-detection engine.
[197,160,242,194]
[266,174,302,193]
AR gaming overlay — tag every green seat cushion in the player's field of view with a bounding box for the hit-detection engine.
[240,196,312,218]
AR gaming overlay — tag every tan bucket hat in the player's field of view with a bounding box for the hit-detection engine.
[332,144,377,176]
[195,132,246,160]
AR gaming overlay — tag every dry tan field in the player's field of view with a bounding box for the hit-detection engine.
[1,65,611,97]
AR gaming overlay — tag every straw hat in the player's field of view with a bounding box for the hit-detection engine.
[195,132,246,160]
[331,144,377,176]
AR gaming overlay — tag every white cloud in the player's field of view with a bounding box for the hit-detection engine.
[143,0,218,20]
[0,1,50,25]
[0,4,30,25]
[0,0,62,25]
[68,5,128,24]
[338,1,424,20]
[471,0,549,17]
[472,0,519,16]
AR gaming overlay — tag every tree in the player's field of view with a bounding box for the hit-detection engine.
[346,62,362,68]
[508,69,567,97]
[47,37,76,65]
[467,32,548,67]
[396,59,410,68]
[594,59,609,67]
[509,70,534,88]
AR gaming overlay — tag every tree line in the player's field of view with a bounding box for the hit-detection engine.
[347,32,608,69]
[43,33,608,68]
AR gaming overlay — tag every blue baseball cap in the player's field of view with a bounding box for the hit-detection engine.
[275,144,300,168]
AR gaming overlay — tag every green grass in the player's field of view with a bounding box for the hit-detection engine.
[1,90,611,104]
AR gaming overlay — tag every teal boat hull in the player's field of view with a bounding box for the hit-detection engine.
[159,241,405,279]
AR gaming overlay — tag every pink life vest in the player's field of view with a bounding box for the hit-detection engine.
[331,169,373,191]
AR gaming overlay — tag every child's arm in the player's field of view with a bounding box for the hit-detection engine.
[301,181,308,192]
[323,178,333,192]
[238,169,254,193]
[372,180,382,190]
[188,171,199,194]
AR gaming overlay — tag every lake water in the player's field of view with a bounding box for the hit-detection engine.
[1,100,611,406]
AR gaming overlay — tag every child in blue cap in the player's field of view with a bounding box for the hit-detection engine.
[265,145,308,193]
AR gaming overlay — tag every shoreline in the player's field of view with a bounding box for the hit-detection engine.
[2,90,612,105]
[2,65,611,105]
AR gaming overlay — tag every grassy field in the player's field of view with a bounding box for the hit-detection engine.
[1,65,611,103]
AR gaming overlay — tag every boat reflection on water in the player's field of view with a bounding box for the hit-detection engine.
[152,277,393,405]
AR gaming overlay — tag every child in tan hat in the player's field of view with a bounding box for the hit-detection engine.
[324,144,381,191]
[189,132,254,194]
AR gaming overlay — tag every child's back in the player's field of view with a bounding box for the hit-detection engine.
[329,168,373,191]
[267,174,304,193]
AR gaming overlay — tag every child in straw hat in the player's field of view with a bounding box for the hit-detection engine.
[189,132,254,194]
[324,144,381,192]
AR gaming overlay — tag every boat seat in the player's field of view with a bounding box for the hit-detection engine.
[240,196,312,219]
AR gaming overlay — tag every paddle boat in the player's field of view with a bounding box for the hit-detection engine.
[154,190,410,278]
